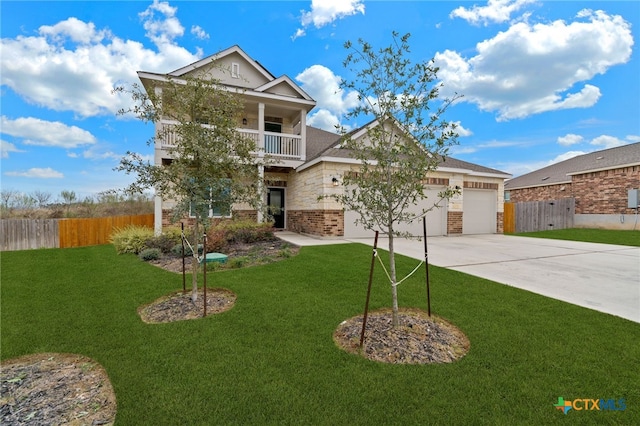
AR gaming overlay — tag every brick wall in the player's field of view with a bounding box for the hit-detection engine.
[508,183,571,203]
[447,211,462,234]
[572,166,640,214]
[161,209,258,229]
[508,166,639,214]
[288,209,344,237]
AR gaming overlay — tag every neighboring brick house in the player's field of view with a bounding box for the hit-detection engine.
[138,45,511,238]
[504,142,640,230]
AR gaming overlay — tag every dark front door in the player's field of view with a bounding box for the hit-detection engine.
[267,188,285,229]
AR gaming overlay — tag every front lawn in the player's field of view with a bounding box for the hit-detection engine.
[2,244,638,424]
[512,228,640,246]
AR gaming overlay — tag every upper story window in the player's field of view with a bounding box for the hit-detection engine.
[264,116,283,133]
[231,62,240,79]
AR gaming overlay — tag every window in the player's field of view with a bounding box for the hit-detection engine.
[189,179,231,218]
[264,122,282,133]
[504,191,511,202]
[231,62,240,79]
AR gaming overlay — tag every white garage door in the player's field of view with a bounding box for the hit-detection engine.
[344,187,448,238]
[463,189,496,234]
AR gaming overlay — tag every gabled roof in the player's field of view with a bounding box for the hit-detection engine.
[137,45,316,109]
[505,142,640,190]
[301,123,510,178]
[256,75,314,102]
[168,45,274,81]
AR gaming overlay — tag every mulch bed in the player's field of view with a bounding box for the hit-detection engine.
[138,288,237,324]
[0,353,116,426]
[148,239,299,274]
[333,308,470,364]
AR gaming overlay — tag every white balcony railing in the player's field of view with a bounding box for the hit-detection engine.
[159,126,302,160]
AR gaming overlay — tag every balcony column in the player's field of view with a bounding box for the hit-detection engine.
[299,109,306,161]
[258,103,265,153]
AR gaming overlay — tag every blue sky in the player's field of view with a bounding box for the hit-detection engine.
[1,0,639,200]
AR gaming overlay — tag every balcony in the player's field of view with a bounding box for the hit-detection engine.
[158,125,303,161]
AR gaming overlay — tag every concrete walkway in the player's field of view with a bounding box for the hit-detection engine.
[276,232,640,323]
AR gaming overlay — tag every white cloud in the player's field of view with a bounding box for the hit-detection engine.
[0,3,201,118]
[139,0,184,46]
[306,109,342,132]
[450,145,477,155]
[557,133,583,146]
[550,150,585,164]
[590,135,627,149]
[191,25,209,40]
[1,140,24,158]
[0,116,96,148]
[293,0,365,39]
[295,65,360,131]
[296,65,360,115]
[5,167,64,178]
[435,9,633,121]
[450,121,473,137]
[450,0,536,26]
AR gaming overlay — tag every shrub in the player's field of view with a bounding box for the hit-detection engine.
[110,225,154,254]
[205,220,275,252]
[228,256,249,269]
[278,245,293,259]
[139,248,161,261]
[145,232,181,253]
[171,243,189,257]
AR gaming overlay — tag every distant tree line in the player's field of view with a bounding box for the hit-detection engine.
[0,188,153,219]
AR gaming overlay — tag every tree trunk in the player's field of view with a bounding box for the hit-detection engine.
[191,220,200,303]
[388,219,399,327]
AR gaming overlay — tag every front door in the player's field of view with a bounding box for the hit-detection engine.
[267,188,285,229]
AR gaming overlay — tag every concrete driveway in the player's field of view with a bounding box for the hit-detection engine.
[346,234,640,323]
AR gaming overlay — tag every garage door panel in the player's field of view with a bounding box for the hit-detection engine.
[463,189,496,234]
[344,188,447,238]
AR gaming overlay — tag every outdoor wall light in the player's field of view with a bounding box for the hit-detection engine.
[242,118,247,125]
[332,177,339,186]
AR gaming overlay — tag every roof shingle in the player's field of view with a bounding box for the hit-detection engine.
[505,142,640,190]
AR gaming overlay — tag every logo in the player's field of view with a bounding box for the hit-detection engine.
[554,397,626,414]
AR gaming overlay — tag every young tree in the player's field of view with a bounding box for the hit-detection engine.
[335,32,462,327]
[114,68,265,302]
[60,190,77,217]
[31,190,52,209]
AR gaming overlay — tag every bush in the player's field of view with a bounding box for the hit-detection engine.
[171,243,190,257]
[110,225,154,254]
[145,232,181,253]
[139,248,161,261]
[204,220,275,252]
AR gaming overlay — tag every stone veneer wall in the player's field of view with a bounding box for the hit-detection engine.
[496,212,504,234]
[288,209,344,237]
[447,211,463,234]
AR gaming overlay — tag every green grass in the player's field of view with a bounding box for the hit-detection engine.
[2,244,638,425]
[512,228,640,246]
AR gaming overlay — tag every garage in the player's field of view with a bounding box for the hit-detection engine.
[462,189,496,234]
[344,187,448,238]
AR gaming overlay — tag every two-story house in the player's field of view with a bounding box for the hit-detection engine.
[138,45,511,238]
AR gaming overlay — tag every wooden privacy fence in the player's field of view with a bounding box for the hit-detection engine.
[504,198,575,233]
[1,219,59,251]
[1,214,154,251]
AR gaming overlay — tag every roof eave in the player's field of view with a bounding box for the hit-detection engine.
[505,180,572,191]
